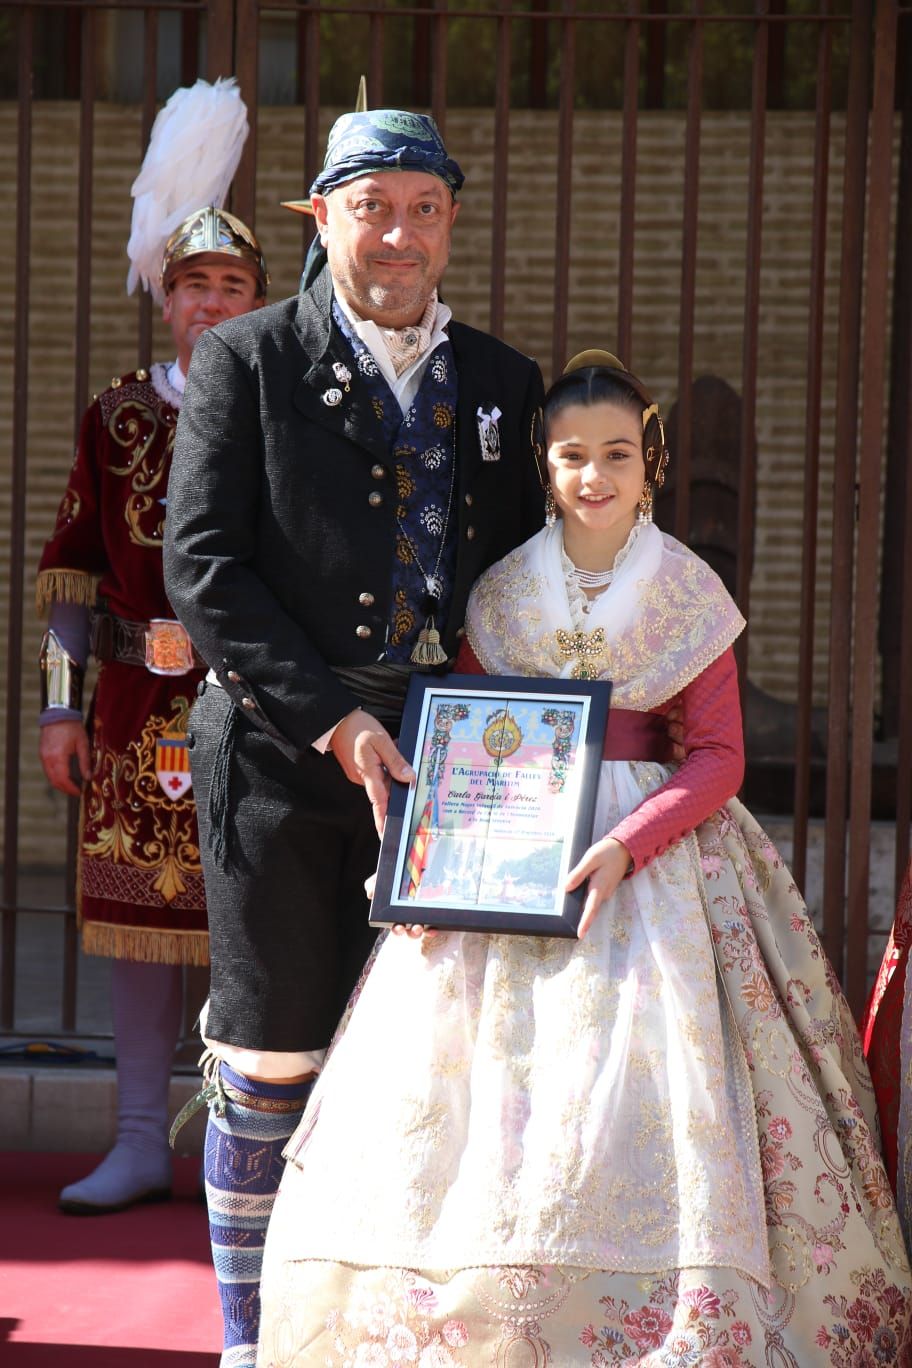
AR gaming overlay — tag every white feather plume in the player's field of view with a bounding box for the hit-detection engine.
[126,77,249,304]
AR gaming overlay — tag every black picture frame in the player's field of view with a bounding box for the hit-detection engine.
[369,672,612,937]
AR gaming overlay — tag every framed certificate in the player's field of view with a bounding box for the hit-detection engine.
[369,673,611,937]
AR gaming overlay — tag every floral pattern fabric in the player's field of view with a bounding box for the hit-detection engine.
[260,1259,911,1366]
[259,800,912,1364]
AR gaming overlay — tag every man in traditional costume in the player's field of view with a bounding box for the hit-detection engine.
[36,78,267,1216]
[163,108,545,1368]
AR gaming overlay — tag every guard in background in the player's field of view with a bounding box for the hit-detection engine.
[36,78,267,1214]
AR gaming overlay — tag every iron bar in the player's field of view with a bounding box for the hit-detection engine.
[550,0,576,381]
[821,0,872,978]
[880,11,912,740]
[615,0,639,367]
[733,0,768,690]
[489,0,512,339]
[844,0,899,1017]
[412,0,431,106]
[644,0,665,108]
[766,0,786,107]
[270,1,850,20]
[672,1,703,546]
[262,1,851,16]
[368,0,385,106]
[180,7,200,83]
[137,5,159,371]
[233,0,260,223]
[73,7,96,433]
[302,0,321,255]
[791,6,832,894]
[430,0,448,135]
[895,15,912,889]
[0,1,852,18]
[2,6,34,1032]
[895,330,912,893]
[207,0,235,81]
[529,0,548,108]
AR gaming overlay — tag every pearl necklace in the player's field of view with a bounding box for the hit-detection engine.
[569,562,615,591]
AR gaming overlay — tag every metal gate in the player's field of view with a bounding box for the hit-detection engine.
[2,0,909,1035]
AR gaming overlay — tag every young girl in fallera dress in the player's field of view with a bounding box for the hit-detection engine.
[257,352,912,1367]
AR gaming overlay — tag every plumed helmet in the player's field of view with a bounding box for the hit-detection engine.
[126,77,262,304]
[160,206,268,295]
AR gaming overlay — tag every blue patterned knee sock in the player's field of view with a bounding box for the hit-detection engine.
[205,1063,312,1368]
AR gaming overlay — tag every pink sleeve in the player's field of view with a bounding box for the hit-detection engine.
[609,647,744,874]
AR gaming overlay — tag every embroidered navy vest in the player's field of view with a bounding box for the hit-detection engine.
[334,305,459,664]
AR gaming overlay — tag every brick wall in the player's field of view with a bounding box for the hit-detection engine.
[0,102,895,864]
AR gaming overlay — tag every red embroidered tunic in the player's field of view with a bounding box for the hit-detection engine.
[37,366,207,964]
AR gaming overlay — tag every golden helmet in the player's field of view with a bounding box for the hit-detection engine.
[160,206,269,295]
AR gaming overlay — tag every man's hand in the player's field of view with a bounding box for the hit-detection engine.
[39,719,91,797]
[565,835,632,939]
[330,708,414,835]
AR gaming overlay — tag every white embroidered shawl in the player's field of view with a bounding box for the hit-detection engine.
[467,522,745,705]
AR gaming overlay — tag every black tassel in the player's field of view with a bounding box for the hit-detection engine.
[207,705,238,869]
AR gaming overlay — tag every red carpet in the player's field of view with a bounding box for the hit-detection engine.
[1,1152,221,1366]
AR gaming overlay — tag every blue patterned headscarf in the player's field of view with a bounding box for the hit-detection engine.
[309,109,465,198]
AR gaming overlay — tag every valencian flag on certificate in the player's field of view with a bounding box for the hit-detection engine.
[405,788,439,897]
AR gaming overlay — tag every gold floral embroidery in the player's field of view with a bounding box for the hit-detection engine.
[390,589,415,647]
[106,397,177,550]
[395,463,416,502]
[84,695,200,905]
[395,532,414,566]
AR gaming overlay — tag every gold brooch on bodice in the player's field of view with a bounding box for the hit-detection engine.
[555,627,606,680]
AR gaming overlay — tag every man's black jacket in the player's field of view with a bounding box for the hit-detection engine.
[163,268,545,757]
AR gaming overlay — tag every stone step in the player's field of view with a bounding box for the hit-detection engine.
[0,1066,206,1154]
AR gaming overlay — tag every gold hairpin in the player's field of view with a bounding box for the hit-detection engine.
[563,349,626,375]
[642,401,659,431]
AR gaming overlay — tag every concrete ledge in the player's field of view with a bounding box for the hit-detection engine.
[0,1067,206,1154]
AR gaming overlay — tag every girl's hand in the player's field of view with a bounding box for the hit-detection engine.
[392,923,434,938]
[365,872,438,938]
[566,836,632,939]
[365,872,437,938]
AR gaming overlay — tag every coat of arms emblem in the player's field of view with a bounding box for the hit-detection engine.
[154,730,193,799]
